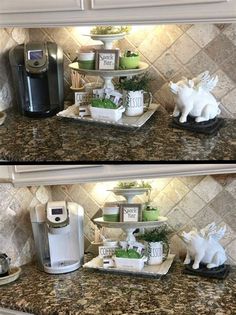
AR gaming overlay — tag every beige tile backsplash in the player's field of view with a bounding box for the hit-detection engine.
[1,24,236,117]
[0,184,52,266]
[0,28,29,111]
[0,174,235,266]
[33,24,236,118]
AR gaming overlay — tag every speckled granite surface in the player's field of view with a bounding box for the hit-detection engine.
[0,106,235,161]
[0,262,235,315]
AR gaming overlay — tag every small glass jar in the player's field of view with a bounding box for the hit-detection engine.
[0,253,11,277]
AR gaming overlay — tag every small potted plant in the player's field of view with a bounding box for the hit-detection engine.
[137,225,171,265]
[116,73,152,116]
[89,98,125,122]
[119,50,140,69]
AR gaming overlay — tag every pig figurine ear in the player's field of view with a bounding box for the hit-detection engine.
[188,80,194,88]
[169,82,179,94]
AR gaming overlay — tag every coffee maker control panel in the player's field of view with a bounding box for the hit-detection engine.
[47,201,69,227]
[24,42,48,74]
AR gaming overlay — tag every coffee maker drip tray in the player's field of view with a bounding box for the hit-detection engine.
[44,260,80,274]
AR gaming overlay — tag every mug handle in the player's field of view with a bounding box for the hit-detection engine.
[162,241,169,261]
[143,91,153,111]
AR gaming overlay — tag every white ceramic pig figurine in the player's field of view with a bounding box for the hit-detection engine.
[182,222,227,270]
[169,71,221,123]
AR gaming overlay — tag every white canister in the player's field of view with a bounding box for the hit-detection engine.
[78,52,95,61]
[124,90,152,117]
[146,241,168,265]
[103,203,120,222]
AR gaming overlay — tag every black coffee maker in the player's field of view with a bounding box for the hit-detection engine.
[9,42,64,118]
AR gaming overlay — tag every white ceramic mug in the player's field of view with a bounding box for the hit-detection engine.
[124,90,153,117]
[146,241,169,265]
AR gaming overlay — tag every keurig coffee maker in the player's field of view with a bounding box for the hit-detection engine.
[30,201,84,274]
[9,42,64,117]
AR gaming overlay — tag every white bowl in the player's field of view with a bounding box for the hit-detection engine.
[78,52,95,61]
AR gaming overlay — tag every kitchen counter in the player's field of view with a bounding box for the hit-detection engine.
[0,261,235,315]
[0,106,235,161]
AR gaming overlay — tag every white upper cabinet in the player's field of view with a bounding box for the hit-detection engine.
[0,0,84,13]
[91,0,229,10]
[9,164,236,187]
[0,166,11,182]
[0,0,235,27]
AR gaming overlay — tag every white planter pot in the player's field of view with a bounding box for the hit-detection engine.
[89,105,125,122]
[114,256,147,271]
[124,90,152,117]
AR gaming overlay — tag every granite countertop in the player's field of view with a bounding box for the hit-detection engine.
[0,261,235,315]
[0,106,235,161]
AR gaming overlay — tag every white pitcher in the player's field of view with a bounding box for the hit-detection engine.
[124,90,152,116]
[146,241,169,265]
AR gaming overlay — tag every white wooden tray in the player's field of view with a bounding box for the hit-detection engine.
[83,254,175,277]
[57,103,159,128]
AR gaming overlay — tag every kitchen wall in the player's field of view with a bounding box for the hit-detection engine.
[1,25,236,118]
[28,24,236,118]
[0,28,29,111]
[0,184,51,266]
[51,174,236,265]
[1,174,235,267]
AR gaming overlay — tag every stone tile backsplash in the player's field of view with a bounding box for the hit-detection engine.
[0,184,51,266]
[0,28,29,111]
[0,174,235,266]
[28,24,236,118]
[1,24,236,118]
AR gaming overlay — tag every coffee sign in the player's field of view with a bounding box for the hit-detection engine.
[99,246,117,258]
[120,204,142,222]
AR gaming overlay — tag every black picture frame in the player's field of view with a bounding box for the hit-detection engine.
[120,203,142,222]
[95,49,119,70]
